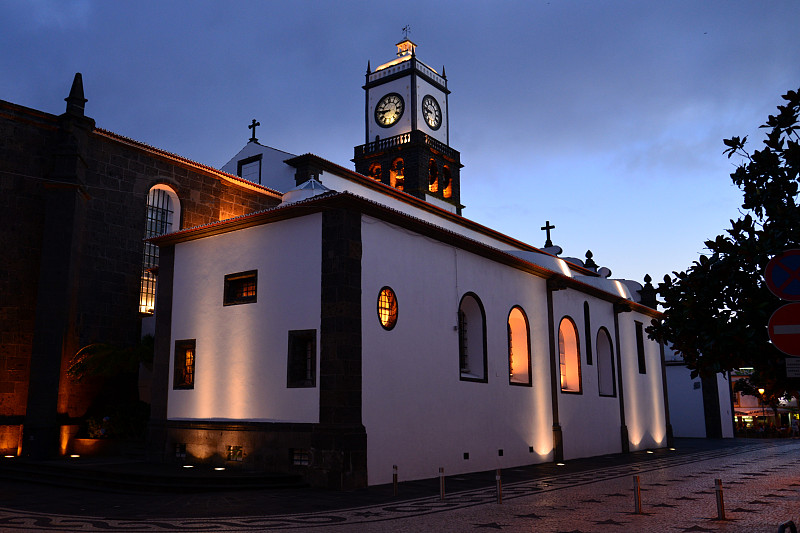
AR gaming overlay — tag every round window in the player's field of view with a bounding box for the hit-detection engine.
[377,287,398,330]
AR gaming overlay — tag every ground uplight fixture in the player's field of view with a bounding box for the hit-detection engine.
[556,462,565,466]
[3,455,14,458]
[182,465,194,468]
[214,467,225,471]
[69,454,80,458]
[647,450,654,454]
[669,447,676,451]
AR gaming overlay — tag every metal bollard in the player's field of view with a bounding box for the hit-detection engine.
[633,475,642,514]
[393,464,398,497]
[496,469,502,504]
[439,467,445,500]
[714,479,725,520]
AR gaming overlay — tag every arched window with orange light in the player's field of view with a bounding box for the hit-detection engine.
[442,165,452,198]
[140,184,180,315]
[428,159,439,193]
[390,158,405,190]
[368,162,382,182]
[507,306,531,386]
[558,317,582,393]
[377,287,398,330]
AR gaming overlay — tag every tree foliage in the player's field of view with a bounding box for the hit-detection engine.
[649,89,800,400]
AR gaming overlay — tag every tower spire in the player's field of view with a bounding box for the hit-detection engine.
[65,73,87,117]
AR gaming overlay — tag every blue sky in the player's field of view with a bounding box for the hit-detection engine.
[2,0,799,285]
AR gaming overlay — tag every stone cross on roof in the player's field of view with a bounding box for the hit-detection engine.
[248,119,260,143]
[541,220,555,248]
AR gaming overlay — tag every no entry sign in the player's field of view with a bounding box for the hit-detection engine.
[765,249,800,301]
[768,303,800,356]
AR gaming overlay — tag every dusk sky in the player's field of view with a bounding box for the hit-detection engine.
[3,1,799,286]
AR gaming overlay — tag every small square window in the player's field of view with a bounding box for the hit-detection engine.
[173,339,196,390]
[287,330,316,388]
[224,270,257,306]
[292,449,311,466]
[226,445,243,462]
[175,443,187,459]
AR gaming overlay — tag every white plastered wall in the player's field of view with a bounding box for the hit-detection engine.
[168,214,322,423]
[618,313,668,451]
[550,290,623,459]
[360,215,553,485]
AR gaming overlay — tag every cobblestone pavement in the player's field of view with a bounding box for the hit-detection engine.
[0,439,798,532]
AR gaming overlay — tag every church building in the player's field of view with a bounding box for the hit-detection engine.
[147,40,672,490]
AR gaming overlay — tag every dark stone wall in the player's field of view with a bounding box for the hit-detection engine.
[0,97,280,455]
[310,207,367,490]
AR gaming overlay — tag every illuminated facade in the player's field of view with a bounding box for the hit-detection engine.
[146,41,671,489]
[0,75,280,459]
[2,44,672,490]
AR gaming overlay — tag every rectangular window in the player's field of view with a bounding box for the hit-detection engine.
[226,445,243,462]
[224,270,257,306]
[238,155,262,184]
[635,321,646,374]
[291,449,311,466]
[173,339,196,390]
[287,330,316,388]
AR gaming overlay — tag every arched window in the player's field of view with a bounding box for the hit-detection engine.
[140,184,180,314]
[428,159,439,193]
[458,293,487,382]
[508,306,531,385]
[390,158,404,191]
[596,327,615,396]
[442,166,452,198]
[368,162,382,182]
[558,317,581,393]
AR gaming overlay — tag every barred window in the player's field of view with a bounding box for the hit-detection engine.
[287,330,316,388]
[173,339,196,390]
[377,287,398,330]
[459,293,487,382]
[140,185,179,314]
[224,270,258,306]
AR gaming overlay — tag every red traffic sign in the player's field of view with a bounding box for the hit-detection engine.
[765,249,800,301]
[768,303,800,356]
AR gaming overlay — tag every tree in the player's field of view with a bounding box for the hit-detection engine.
[649,89,800,403]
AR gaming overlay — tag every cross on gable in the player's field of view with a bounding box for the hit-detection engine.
[541,220,555,248]
[248,119,260,143]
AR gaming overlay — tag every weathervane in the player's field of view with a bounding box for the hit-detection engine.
[402,25,411,40]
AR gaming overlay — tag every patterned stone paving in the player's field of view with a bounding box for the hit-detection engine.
[0,440,798,532]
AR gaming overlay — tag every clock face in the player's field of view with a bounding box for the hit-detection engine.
[422,95,442,130]
[375,93,404,128]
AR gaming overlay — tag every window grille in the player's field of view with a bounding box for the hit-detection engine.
[223,271,258,305]
[458,310,469,373]
[174,339,196,390]
[139,188,174,314]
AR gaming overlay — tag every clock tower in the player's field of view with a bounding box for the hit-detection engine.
[353,39,463,213]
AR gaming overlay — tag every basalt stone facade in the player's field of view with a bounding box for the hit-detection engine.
[0,75,280,457]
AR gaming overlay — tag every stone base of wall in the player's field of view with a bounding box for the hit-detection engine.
[163,420,368,489]
[165,420,313,472]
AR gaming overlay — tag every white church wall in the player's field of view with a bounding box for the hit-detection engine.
[360,215,553,485]
[665,364,706,437]
[550,290,623,460]
[167,214,322,423]
[318,171,526,253]
[618,313,668,451]
[220,142,297,192]
[718,373,734,438]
